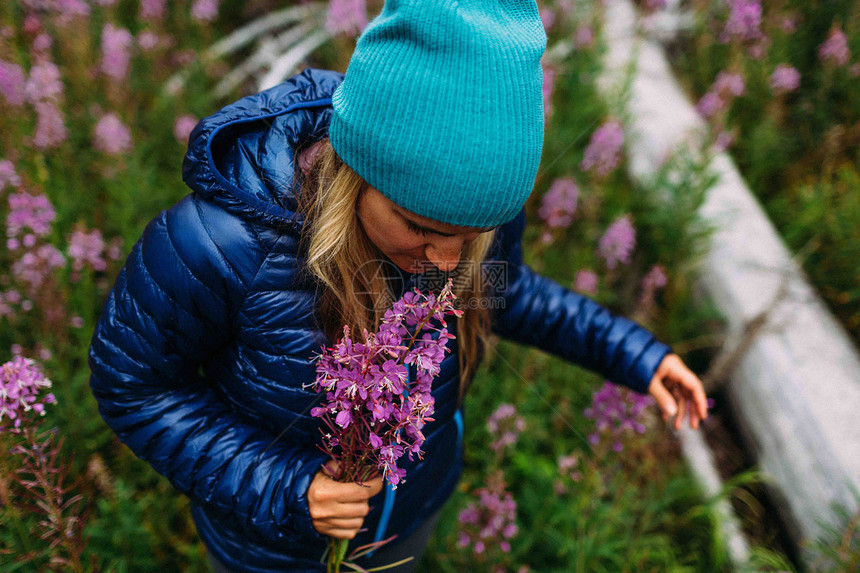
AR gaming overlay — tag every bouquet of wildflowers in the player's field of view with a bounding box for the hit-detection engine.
[309,279,462,572]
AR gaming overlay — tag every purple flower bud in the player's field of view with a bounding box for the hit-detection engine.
[191,0,219,22]
[581,120,624,177]
[818,27,850,66]
[597,215,636,270]
[173,115,198,144]
[573,270,599,295]
[93,113,132,155]
[100,23,133,81]
[325,0,367,37]
[723,0,762,42]
[0,60,26,107]
[770,65,800,95]
[538,177,578,229]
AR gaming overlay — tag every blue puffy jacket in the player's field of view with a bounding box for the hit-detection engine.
[88,68,671,572]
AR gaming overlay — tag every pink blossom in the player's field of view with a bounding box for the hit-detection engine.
[770,65,800,95]
[574,25,595,49]
[538,177,578,229]
[457,473,518,557]
[714,131,734,152]
[311,280,462,489]
[6,192,55,237]
[597,215,635,270]
[0,356,56,429]
[486,404,525,453]
[723,0,762,42]
[581,120,624,177]
[11,245,65,292]
[713,71,745,97]
[70,316,84,328]
[32,102,68,149]
[25,61,64,104]
[68,228,107,273]
[191,0,220,22]
[0,160,21,192]
[173,114,198,144]
[584,381,653,449]
[573,270,598,295]
[0,60,26,107]
[542,61,555,117]
[638,264,668,311]
[31,33,53,57]
[818,27,850,66]
[696,92,724,119]
[93,113,132,154]
[643,0,667,11]
[137,31,162,51]
[100,23,133,81]
[139,0,166,20]
[325,0,367,37]
[780,16,797,33]
[540,7,556,31]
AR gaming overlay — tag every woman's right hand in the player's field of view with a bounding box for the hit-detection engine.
[308,468,384,539]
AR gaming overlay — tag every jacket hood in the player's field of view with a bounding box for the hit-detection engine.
[181,68,344,228]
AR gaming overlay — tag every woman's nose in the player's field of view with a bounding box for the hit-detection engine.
[425,239,464,272]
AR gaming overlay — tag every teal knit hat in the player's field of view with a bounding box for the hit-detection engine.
[329,0,547,228]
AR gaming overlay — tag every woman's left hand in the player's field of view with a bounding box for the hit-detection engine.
[648,353,709,431]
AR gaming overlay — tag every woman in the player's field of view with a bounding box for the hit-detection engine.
[88,2,707,571]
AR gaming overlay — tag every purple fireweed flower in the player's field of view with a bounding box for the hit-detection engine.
[457,473,518,557]
[30,106,67,149]
[137,31,163,51]
[0,60,26,107]
[12,244,65,292]
[723,0,762,42]
[310,279,462,488]
[714,131,734,152]
[140,0,166,20]
[100,24,133,81]
[642,0,667,11]
[0,160,21,192]
[637,264,667,312]
[191,0,219,22]
[325,0,367,38]
[581,120,624,177]
[93,113,132,154]
[540,7,556,31]
[173,115,198,144]
[818,27,850,67]
[584,381,653,450]
[573,270,598,295]
[597,215,636,270]
[7,192,55,238]
[542,61,555,117]
[713,71,745,97]
[538,177,578,230]
[696,91,724,119]
[68,228,107,273]
[553,451,583,493]
[574,25,595,49]
[31,33,53,57]
[487,403,525,453]
[0,356,56,430]
[25,61,64,104]
[770,65,800,95]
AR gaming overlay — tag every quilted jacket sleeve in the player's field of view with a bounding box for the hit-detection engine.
[88,195,328,545]
[489,210,672,393]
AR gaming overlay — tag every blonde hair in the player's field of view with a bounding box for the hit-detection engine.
[294,139,495,400]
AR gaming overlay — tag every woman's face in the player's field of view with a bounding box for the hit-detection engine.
[356,186,495,273]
